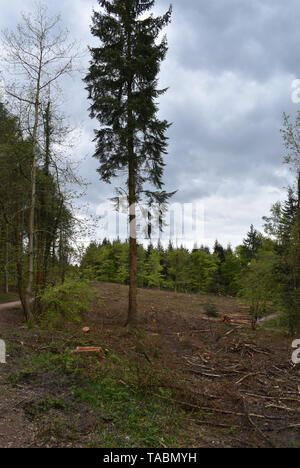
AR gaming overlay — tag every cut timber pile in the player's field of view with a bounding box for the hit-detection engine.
[220,304,253,328]
[221,313,253,327]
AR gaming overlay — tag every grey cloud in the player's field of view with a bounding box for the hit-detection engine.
[1,0,299,247]
[161,0,300,81]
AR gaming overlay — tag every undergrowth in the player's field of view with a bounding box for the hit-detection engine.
[38,280,96,329]
[7,339,190,448]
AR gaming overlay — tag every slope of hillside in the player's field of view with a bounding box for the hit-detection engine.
[0,282,299,448]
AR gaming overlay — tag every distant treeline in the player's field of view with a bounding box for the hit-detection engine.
[80,227,261,296]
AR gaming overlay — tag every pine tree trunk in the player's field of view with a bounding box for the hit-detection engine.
[126,11,137,327]
[128,165,137,326]
[127,101,137,325]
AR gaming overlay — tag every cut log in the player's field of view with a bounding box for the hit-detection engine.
[72,346,102,354]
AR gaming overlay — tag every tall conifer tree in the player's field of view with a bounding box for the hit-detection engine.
[85,0,173,325]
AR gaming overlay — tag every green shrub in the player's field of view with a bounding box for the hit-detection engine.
[280,290,300,335]
[203,300,219,317]
[38,280,93,328]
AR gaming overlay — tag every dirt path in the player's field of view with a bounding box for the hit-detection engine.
[0,301,38,448]
[0,301,21,312]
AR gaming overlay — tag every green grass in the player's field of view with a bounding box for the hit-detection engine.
[8,350,92,381]
[77,381,180,447]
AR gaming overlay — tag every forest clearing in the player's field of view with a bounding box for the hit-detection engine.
[0,282,299,448]
[1,0,300,453]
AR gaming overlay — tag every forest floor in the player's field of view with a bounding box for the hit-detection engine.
[0,282,299,448]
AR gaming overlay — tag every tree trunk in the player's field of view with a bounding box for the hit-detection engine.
[24,94,40,321]
[4,225,9,294]
[39,101,51,290]
[128,166,137,325]
[15,210,26,319]
[127,101,137,325]
[59,230,66,284]
[126,12,137,327]
[297,171,300,288]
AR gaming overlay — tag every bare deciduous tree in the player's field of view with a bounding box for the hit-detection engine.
[1,2,80,320]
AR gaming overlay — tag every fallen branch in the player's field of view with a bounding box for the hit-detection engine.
[153,394,285,421]
[241,391,300,403]
[242,398,276,448]
[275,423,300,432]
[265,403,299,413]
[235,373,256,385]
[189,369,221,378]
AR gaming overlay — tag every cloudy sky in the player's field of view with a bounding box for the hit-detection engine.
[1,0,300,249]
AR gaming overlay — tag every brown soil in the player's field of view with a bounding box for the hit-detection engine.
[0,282,299,448]
[0,302,37,448]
